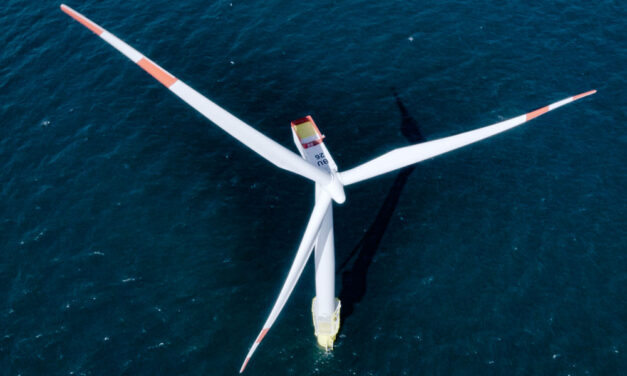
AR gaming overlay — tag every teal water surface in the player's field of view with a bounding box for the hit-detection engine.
[1,1,625,375]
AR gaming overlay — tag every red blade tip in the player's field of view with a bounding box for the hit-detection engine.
[573,90,597,101]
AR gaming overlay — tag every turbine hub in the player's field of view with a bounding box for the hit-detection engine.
[326,172,346,204]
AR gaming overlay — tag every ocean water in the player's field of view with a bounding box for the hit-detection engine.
[1,0,625,374]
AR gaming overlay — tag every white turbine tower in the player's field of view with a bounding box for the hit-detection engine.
[60,4,596,373]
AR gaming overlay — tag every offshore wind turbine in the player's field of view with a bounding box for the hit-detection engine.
[59,4,596,373]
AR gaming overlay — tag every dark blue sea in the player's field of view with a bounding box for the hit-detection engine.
[1,0,625,375]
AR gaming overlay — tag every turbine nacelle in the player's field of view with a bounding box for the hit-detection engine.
[289,115,346,204]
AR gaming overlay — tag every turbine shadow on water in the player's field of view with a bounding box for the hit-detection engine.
[337,88,425,326]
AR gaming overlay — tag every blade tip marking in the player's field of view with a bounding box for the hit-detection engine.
[60,4,104,35]
[255,328,270,344]
[240,357,251,373]
[137,58,177,88]
[572,90,597,101]
[525,106,549,121]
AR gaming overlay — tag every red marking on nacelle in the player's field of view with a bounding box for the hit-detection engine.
[302,138,324,149]
[291,116,312,126]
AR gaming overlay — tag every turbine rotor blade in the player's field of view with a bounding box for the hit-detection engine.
[339,90,596,185]
[240,192,332,373]
[60,4,331,187]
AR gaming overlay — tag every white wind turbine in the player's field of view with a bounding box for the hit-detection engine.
[60,4,596,373]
